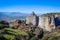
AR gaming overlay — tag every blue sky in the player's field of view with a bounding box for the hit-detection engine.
[0,0,60,14]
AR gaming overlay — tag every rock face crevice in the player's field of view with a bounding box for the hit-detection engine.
[54,17,60,27]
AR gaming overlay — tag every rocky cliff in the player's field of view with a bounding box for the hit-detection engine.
[26,12,60,31]
[38,13,60,31]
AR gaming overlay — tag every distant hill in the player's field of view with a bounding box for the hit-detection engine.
[0,12,28,20]
[41,13,60,16]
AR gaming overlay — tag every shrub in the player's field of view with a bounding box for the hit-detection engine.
[48,36,60,40]
[0,28,28,40]
[30,37,39,40]
[0,24,9,29]
[3,34,15,40]
[42,36,60,40]
[0,21,9,29]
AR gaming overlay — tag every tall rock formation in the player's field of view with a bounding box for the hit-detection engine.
[38,15,52,31]
[26,12,60,32]
[26,12,38,26]
[38,13,60,32]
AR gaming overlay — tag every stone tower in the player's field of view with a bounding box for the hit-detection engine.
[26,12,38,26]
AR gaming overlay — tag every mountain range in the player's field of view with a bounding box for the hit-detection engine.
[0,12,28,20]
